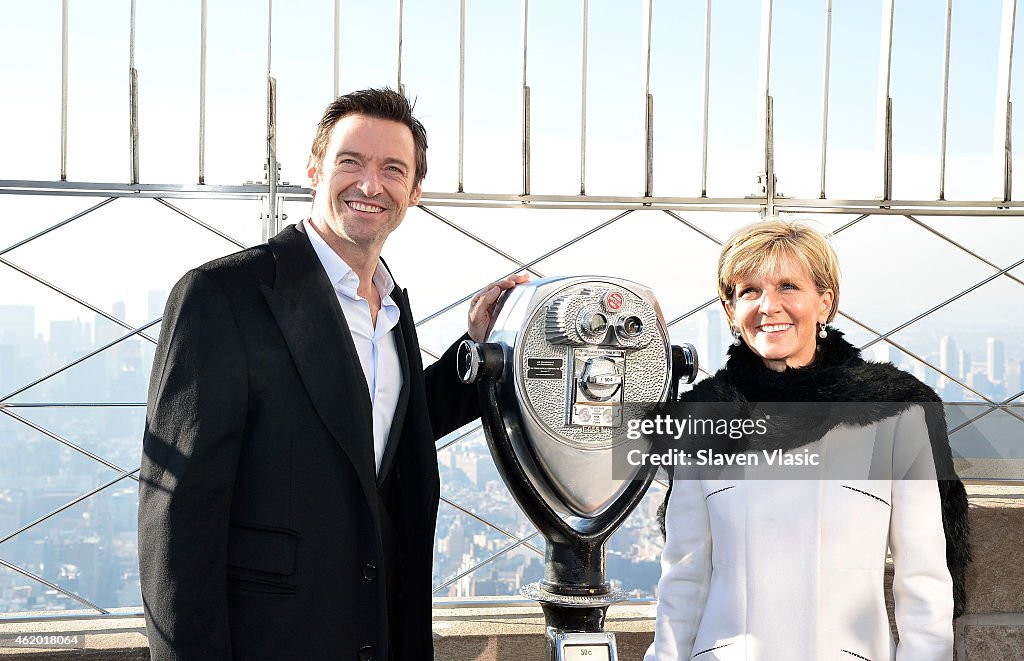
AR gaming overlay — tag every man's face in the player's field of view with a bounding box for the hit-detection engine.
[307,114,422,251]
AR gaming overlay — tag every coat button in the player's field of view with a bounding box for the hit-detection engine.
[358,645,374,660]
[362,564,378,581]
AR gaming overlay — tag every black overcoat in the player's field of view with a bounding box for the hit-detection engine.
[138,222,479,660]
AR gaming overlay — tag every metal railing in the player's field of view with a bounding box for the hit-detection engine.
[1,0,1022,618]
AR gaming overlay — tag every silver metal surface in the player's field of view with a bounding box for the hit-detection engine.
[199,0,208,184]
[757,0,774,204]
[523,582,626,607]
[458,0,466,192]
[0,197,115,257]
[0,469,139,547]
[488,277,670,517]
[156,198,248,249]
[643,0,654,197]
[884,96,893,200]
[877,0,894,199]
[521,0,530,197]
[397,0,405,95]
[264,0,278,242]
[0,256,158,345]
[0,318,161,403]
[4,2,1024,618]
[939,0,953,199]
[841,310,996,406]
[265,77,278,241]
[441,496,543,555]
[0,409,140,481]
[10,177,1024,212]
[701,0,712,197]
[417,204,543,277]
[432,529,543,594]
[60,0,69,182]
[129,0,139,184]
[0,559,107,615]
[435,421,482,452]
[414,210,630,328]
[859,253,1024,352]
[764,96,775,216]
[662,209,723,245]
[905,214,1024,287]
[580,0,589,195]
[820,0,833,199]
[333,0,340,97]
[0,611,143,624]
[949,395,1024,435]
[994,0,1017,201]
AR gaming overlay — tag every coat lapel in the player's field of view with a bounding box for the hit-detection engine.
[261,223,378,503]
[376,286,412,485]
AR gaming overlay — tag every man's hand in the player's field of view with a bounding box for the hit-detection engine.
[468,273,530,342]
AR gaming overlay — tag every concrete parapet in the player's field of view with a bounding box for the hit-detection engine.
[0,485,1019,660]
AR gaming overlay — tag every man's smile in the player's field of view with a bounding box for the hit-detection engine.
[345,199,387,214]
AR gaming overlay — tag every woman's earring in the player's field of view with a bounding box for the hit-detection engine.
[731,326,742,346]
[818,323,828,339]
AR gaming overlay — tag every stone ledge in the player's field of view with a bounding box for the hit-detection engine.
[432,601,655,660]
[963,484,1024,615]
[0,484,1019,660]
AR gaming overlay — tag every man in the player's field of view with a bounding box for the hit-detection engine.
[139,88,525,660]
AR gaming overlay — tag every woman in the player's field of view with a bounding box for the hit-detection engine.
[645,219,969,661]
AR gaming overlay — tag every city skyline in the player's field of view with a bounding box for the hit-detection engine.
[1,297,1021,611]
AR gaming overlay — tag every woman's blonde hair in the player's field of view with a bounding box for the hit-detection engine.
[717,218,840,322]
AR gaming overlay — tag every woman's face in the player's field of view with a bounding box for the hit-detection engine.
[728,254,834,372]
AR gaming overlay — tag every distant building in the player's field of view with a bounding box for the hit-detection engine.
[939,336,957,388]
[987,338,1005,384]
[958,350,972,381]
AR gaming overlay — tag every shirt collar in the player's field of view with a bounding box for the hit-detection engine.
[303,218,396,302]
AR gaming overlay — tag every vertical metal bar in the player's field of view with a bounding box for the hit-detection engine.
[766,95,775,216]
[757,0,774,209]
[199,0,208,185]
[523,87,531,197]
[458,0,466,193]
[580,0,589,195]
[700,0,712,197]
[938,0,953,200]
[819,0,833,199]
[60,0,69,181]
[333,0,340,97]
[994,0,1017,202]
[876,0,895,199]
[643,0,654,198]
[265,0,278,241]
[884,96,893,200]
[645,94,654,198]
[396,0,405,95]
[129,0,139,184]
[756,0,773,158]
[1006,101,1014,201]
[266,0,273,87]
[521,0,530,197]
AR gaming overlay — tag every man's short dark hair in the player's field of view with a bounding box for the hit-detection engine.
[310,87,428,189]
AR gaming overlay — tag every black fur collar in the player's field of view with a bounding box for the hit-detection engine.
[658,327,971,617]
[692,326,940,409]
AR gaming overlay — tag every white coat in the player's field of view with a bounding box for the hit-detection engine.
[645,405,954,661]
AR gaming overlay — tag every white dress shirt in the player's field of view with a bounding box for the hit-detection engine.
[304,219,403,474]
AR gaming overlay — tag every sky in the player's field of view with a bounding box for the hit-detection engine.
[0,0,1022,369]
